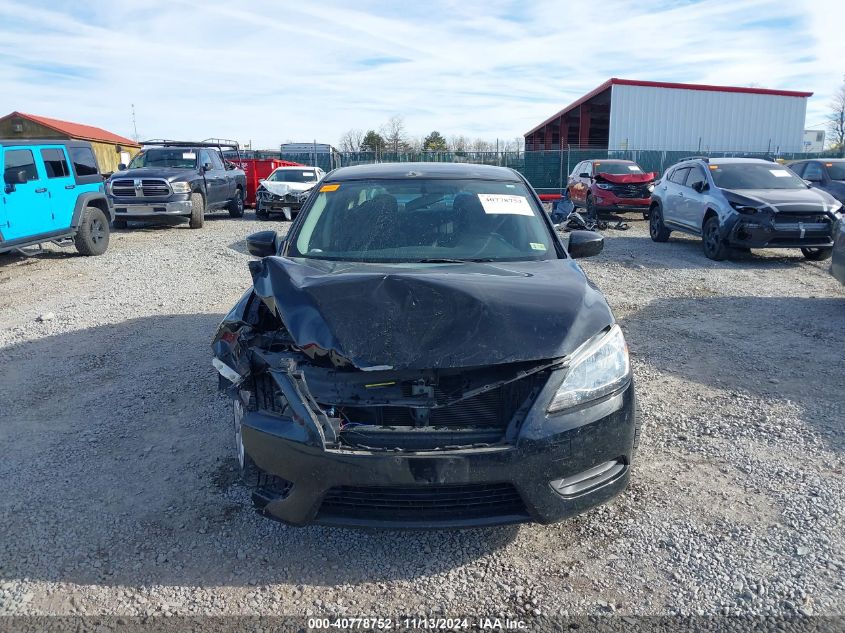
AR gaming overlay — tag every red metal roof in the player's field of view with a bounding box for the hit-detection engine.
[4,111,140,147]
[525,78,814,136]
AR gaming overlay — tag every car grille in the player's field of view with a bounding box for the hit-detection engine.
[612,184,650,198]
[773,213,832,232]
[110,178,171,198]
[317,483,527,523]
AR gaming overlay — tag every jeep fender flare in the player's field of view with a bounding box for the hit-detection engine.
[72,192,113,226]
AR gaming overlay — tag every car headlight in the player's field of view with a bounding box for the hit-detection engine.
[729,201,759,215]
[596,183,614,190]
[548,325,630,413]
[171,182,191,194]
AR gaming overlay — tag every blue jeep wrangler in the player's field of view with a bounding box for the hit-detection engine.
[1,139,112,256]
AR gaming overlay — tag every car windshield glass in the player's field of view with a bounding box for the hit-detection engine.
[288,178,557,263]
[269,169,317,183]
[825,163,845,180]
[709,163,807,189]
[129,149,197,169]
[593,162,643,175]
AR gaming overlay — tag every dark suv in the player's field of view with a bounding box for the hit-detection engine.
[107,141,246,229]
[788,159,845,204]
[212,162,639,529]
[649,157,842,260]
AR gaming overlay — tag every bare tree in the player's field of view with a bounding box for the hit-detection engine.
[339,129,365,152]
[449,135,468,153]
[827,79,845,150]
[381,115,407,152]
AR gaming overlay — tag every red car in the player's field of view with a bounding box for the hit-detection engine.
[567,159,656,218]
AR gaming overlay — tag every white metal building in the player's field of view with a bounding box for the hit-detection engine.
[525,78,812,153]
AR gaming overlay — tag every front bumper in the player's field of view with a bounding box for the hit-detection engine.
[727,213,835,249]
[257,197,303,220]
[110,196,192,220]
[592,190,650,211]
[241,380,637,529]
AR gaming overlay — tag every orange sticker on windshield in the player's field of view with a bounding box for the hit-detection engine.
[320,183,340,192]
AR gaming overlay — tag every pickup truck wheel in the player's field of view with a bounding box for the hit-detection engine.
[649,205,671,242]
[73,206,110,256]
[112,219,127,230]
[228,189,245,218]
[801,247,833,261]
[702,216,729,261]
[189,193,205,229]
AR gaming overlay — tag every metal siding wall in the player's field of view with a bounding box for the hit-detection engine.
[608,84,806,152]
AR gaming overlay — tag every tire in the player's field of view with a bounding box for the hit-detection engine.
[256,206,270,221]
[189,192,205,229]
[233,399,259,486]
[649,205,671,242]
[228,188,245,218]
[801,247,833,261]
[112,219,127,230]
[73,206,110,256]
[702,216,729,261]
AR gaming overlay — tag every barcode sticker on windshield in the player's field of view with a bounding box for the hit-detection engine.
[182,152,196,159]
[770,169,791,177]
[628,165,640,171]
[302,172,315,177]
[477,194,533,216]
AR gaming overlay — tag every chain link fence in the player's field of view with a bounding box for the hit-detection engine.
[236,147,845,194]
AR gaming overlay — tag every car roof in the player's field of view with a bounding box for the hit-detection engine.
[0,138,92,148]
[273,165,318,170]
[326,162,522,182]
[589,159,636,164]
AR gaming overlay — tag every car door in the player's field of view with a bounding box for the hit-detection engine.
[39,146,76,230]
[661,166,690,228]
[199,150,225,207]
[1,146,53,241]
[679,165,710,231]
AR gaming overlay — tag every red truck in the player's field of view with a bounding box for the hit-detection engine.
[567,159,657,218]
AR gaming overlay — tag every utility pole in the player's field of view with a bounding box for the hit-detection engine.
[131,104,138,141]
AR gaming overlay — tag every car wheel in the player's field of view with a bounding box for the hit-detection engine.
[228,188,245,218]
[702,216,729,261]
[189,192,205,229]
[649,205,671,242]
[112,219,128,230]
[73,206,110,256]
[233,399,259,486]
[801,247,833,261]
[256,206,270,221]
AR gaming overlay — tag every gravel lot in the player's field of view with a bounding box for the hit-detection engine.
[1,212,843,619]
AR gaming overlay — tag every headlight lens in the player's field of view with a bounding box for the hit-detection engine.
[171,182,191,194]
[548,325,630,413]
[596,183,614,190]
[729,200,759,214]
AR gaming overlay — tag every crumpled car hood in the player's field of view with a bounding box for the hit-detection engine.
[722,187,840,212]
[259,181,315,196]
[595,172,655,184]
[248,256,614,371]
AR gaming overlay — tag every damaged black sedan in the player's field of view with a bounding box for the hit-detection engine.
[212,163,639,528]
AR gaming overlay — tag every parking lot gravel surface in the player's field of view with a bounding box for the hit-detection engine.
[1,213,843,618]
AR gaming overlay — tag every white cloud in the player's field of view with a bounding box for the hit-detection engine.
[0,0,842,148]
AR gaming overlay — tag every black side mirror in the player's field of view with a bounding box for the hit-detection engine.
[246,230,278,257]
[202,163,213,172]
[692,181,708,193]
[117,163,127,171]
[568,230,604,258]
[579,172,590,178]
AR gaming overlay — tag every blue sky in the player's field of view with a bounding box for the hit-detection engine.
[0,0,842,148]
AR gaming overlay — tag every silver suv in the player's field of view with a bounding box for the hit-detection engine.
[648,157,842,261]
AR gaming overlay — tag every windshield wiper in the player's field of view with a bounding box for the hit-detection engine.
[416,258,495,263]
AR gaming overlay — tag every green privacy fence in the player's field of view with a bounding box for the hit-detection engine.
[240,148,845,194]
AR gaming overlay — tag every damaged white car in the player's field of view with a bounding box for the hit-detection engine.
[255,166,325,221]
